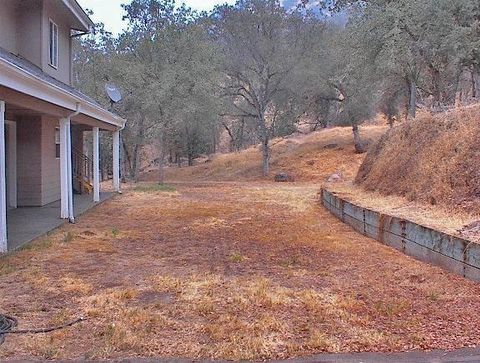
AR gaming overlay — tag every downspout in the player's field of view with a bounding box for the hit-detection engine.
[118,123,126,193]
[66,103,81,223]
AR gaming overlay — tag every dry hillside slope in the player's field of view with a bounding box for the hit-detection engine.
[356,106,480,213]
[143,126,386,183]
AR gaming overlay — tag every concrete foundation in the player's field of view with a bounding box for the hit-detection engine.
[321,189,480,282]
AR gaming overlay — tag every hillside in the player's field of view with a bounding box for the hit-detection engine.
[356,105,480,213]
[140,126,387,183]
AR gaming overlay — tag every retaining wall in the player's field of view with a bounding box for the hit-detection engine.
[321,189,480,282]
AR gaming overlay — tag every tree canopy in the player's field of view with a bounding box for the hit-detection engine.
[73,0,480,178]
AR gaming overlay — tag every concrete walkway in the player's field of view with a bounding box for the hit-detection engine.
[7,192,113,251]
[275,347,480,363]
[114,348,480,363]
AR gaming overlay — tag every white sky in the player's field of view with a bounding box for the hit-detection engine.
[77,0,236,35]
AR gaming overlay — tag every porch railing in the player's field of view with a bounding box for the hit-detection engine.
[72,147,93,194]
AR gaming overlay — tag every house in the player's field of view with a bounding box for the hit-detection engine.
[0,0,126,253]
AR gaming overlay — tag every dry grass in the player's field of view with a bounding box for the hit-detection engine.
[4,119,480,360]
[2,182,480,360]
[327,182,479,236]
[140,126,386,183]
[357,105,480,214]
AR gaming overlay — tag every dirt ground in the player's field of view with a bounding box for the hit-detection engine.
[141,126,387,183]
[2,182,480,360]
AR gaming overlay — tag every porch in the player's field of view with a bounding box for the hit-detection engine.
[7,192,113,251]
[0,47,126,253]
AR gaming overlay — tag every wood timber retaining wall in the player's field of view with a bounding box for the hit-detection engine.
[321,189,480,282]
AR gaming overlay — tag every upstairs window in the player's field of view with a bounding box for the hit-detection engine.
[49,20,58,68]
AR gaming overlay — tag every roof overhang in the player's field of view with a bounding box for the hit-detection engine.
[0,58,126,129]
[62,0,95,33]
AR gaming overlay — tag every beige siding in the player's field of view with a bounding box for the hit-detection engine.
[40,117,60,205]
[16,0,43,67]
[16,116,42,207]
[42,0,72,85]
[1,0,77,85]
[0,0,18,53]
[16,117,62,207]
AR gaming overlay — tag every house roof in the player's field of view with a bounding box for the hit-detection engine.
[63,0,95,32]
[0,47,125,128]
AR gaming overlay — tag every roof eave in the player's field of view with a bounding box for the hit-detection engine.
[0,58,126,129]
[62,0,95,33]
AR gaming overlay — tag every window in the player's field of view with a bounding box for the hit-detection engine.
[55,127,60,158]
[49,20,58,68]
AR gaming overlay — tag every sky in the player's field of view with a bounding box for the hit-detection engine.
[77,0,237,35]
[76,1,319,35]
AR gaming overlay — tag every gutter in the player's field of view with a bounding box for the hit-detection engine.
[67,103,81,223]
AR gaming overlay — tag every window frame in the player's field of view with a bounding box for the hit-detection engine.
[55,127,60,159]
[48,19,59,69]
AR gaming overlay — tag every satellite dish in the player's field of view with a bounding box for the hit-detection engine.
[105,83,122,103]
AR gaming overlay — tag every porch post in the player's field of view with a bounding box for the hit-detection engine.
[66,121,74,221]
[59,118,70,219]
[6,122,17,209]
[112,129,120,192]
[93,127,100,202]
[0,101,7,252]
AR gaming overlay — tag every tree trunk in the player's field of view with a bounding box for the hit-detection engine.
[132,116,146,182]
[237,117,245,151]
[122,139,133,180]
[262,138,270,176]
[455,67,472,107]
[158,130,166,185]
[352,124,367,154]
[387,115,394,128]
[430,66,442,109]
[408,79,417,119]
[472,66,480,99]
[259,114,270,176]
[133,145,141,182]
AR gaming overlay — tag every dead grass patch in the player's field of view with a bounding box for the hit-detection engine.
[59,276,93,295]
[3,182,480,360]
[0,260,15,276]
[327,182,478,237]
[357,105,480,214]
[152,126,386,183]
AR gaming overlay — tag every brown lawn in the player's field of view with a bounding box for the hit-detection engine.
[1,182,480,360]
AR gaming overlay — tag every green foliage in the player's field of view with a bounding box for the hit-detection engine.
[73,0,480,174]
[134,183,176,192]
[112,228,120,237]
[229,252,245,263]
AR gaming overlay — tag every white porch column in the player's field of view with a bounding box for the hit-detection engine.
[93,127,100,202]
[66,121,74,221]
[0,101,7,252]
[112,129,120,193]
[59,118,70,219]
[6,121,17,209]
